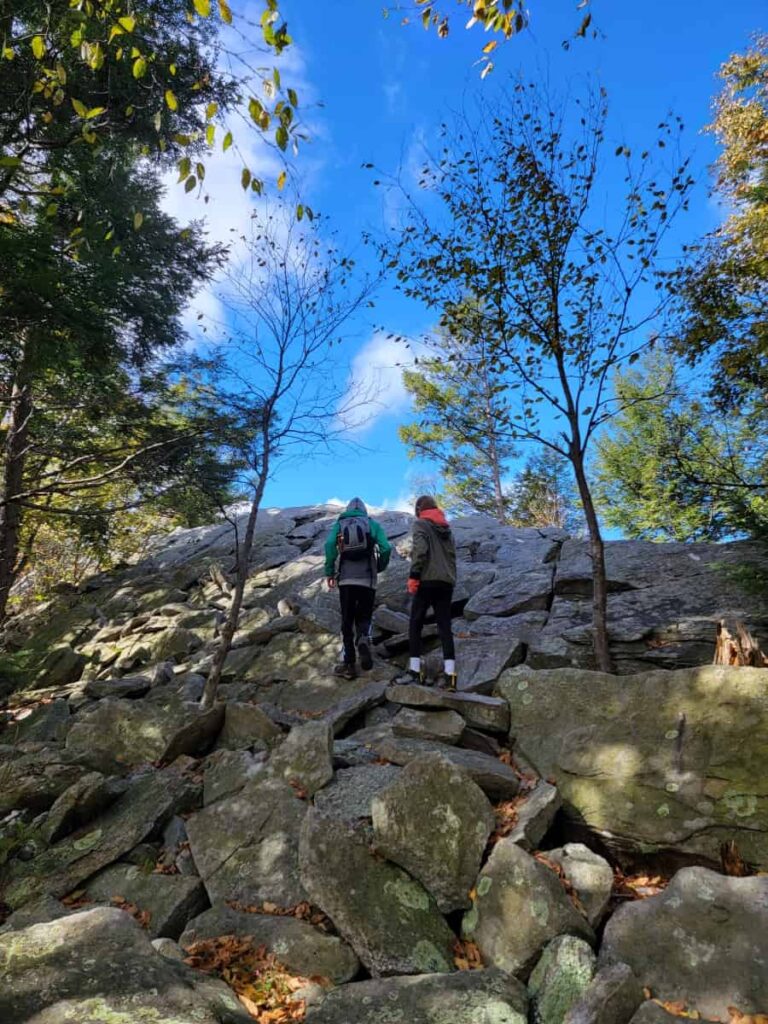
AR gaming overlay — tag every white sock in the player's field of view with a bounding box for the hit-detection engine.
[409,657,421,673]
[444,659,456,675]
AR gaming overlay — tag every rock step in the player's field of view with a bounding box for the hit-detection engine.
[386,683,510,734]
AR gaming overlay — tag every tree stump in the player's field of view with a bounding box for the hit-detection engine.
[713,618,768,667]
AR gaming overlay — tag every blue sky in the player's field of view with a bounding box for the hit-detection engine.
[170,0,766,514]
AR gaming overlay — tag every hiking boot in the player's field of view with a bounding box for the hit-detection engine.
[334,662,357,680]
[357,639,373,671]
[442,672,458,691]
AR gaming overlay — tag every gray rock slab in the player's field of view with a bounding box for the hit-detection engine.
[497,664,768,868]
[506,781,562,851]
[529,935,597,1024]
[84,674,152,699]
[371,753,494,913]
[387,683,510,733]
[314,764,402,822]
[564,964,645,1024]
[462,839,594,977]
[464,567,555,619]
[599,867,768,1019]
[548,845,614,928]
[216,701,282,751]
[0,895,74,933]
[392,707,465,744]
[41,772,128,844]
[180,903,360,984]
[0,748,88,816]
[306,969,529,1024]
[203,748,267,805]
[186,773,308,908]
[84,862,208,940]
[269,719,334,796]
[6,699,71,744]
[0,906,252,1024]
[2,764,197,910]
[299,809,455,977]
[455,636,526,694]
[321,680,389,736]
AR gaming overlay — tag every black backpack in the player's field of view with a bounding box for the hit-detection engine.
[338,516,373,561]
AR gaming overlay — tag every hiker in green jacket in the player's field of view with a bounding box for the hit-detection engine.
[396,494,458,689]
[324,498,392,679]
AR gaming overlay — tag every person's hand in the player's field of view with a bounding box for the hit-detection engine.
[406,578,420,595]
[327,577,337,589]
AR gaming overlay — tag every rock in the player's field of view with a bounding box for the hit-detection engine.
[152,936,186,960]
[460,726,503,757]
[0,907,252,1024]
[314,764,402,823]
[628,1004,679,1024]
[547,845,614,928]
[529,935,597,1024]
[463,839,594,977]
[306,968,529,1024]
[203,748,267,805]
[497,665,768,867]
[2,763,197,909]
[180,903,360,984]
[186,774,308,908]
[599,867,768,1019]
[30,644,85,689]
[216,701,283,751]
[6,699,71,744]
[367,733,520,800]
[269,720,333,796]
[387,683,510,734]
[564,964,644,1024]
[0,748,87,816]
[371,753,494,913]
[392,707,465,744]
[321,680,389,736]
[463,566,555,619]
[65,697,223,771]
[177,671,206,701]
[506,781,562,851]
[41,772,128,844]
[84,862,208,939]
[0,894,74,932]
[84,674,152,699]
[455,636,526,694]
[374,606,411,633]
[299,809,455,977]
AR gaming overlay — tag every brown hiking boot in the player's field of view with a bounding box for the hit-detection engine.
[334,662,357,680]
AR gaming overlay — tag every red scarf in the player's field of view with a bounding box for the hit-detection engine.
[418,507,448,527]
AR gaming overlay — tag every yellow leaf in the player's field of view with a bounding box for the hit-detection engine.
[118,15,136,32]
[277,170,286,190]
[482,39,497,54]
[193,0,211,16]
[222,131,233,151]
[31,36,45,59]
[218,0,233,24]
[205,101,218,119]
[71,98,87,117]
[133,212,143,230]
[165,89,178,111]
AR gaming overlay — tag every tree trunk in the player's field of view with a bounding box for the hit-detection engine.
[0,340,33,622]
[571,452,613,673]
[714,618,767,667]
[200,462,270,709]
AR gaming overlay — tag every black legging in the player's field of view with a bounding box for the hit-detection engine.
[409,582,455,660]
[339,584,376,664]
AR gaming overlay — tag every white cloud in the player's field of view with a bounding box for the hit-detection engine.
[378,489,414,513]
[336,330,417,435]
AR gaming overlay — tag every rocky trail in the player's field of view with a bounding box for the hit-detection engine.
[1,505,767,1024]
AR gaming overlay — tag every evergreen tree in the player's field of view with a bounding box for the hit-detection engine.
[507,449,582,533]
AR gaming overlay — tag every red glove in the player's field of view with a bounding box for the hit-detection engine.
[406,578,420,595]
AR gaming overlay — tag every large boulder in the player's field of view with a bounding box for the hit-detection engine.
[497,665,768,868]
[0,906,252,1024]
[83,863,208,940]
[299,809,455,977]
[564,964,645,1024]
[306,969,529,1024]
[1,765,197,910]
[387,683,510,734]
[455,636,526,694]
[600,867,768,1019]
[314,764,402,824]
[371,753,494,913]
[186,773,308,908]
[462,839,594,978]
[269,719,334,796]
[0,748,88,816]
[547,845,614,928]
[529,935,597,1024]
[65,697,223,772]
[463,566,555,619]
[216,701,282,751]
[180,903,360,984]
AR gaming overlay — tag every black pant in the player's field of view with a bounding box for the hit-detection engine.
[339,585,375,664]
[409,582,455,660]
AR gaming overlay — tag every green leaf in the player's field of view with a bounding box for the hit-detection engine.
[165,90,178,112]
[222,131,233,152]
[193,0,211,16]
[206,101,218,119]
[85,106,106,119]
[185,175,197,193]
[31,36,45,59]
[287,88,298,108]
[133,211,144,229]
[0,156,22,168]
[296,203,304,221]
[206,123,215,146]
[118,16,136,32]
[178,157,191,181]
[275,125,288,151]
[71,98,88,117]
[132,56,147,78]
[241,168,252,190]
